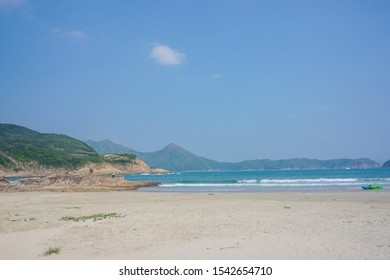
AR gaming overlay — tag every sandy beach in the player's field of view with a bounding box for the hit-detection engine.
[0,190,389,260]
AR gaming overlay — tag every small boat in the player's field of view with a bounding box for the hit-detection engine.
[362,185,383,190]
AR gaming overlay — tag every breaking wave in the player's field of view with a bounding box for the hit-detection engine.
[161,177,390,188]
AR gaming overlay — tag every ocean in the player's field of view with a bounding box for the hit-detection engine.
[125,168,390,192]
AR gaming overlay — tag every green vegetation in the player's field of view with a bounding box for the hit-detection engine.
[0,123,101,170]
[0,153,13,168]
[43,247,61,256]
[60,213,124,222]
[0,124,141,173]
[102,153,137,165]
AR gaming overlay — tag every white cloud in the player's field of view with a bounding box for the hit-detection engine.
[150,44,186,65]
[68,30,87,40]
[51,27,87,40]
[0,0,25,9]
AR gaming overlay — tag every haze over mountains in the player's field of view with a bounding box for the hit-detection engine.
[0,123,383,174]
[85,140,382,172]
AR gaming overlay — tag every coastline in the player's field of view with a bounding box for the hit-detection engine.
[1,190,389,260]
[0,174,160,192]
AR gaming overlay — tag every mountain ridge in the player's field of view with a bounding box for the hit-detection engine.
[0,124,166,176]
[85,139,381,171]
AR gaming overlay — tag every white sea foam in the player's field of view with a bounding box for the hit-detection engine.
[235,178,366,185]
[259,178,359,184]
[161,177,390,188]
[162,183,239,188]
[139,172,175,176]
[237,179,259,184]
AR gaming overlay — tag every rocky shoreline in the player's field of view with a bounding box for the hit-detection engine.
[0,157,169,178]
[0,173,160,192]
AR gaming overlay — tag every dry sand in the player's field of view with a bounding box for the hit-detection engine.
[0,190,389,260]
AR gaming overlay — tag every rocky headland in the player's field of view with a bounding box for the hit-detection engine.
[0,154,168,193]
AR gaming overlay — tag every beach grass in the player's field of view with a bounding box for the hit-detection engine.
[43,247,60,256]
[60,213,123,222]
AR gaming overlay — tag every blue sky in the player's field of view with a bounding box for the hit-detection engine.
[1,0,389,163]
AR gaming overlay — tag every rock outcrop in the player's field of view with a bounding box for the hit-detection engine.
[77,156,169,175]
[0,173,160,192]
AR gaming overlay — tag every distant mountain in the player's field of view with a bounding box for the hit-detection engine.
[0,124,101,171]
[85,139,381,171]
[85,141,219,171]
[85,139,136,155]
[383,160,390,168]
[139,143,220,171]
[224,158,381,170]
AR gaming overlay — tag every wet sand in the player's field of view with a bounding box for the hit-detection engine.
[0,191,389,259]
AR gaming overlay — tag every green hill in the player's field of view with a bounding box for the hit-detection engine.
[383,160,390,168]
[0,124,101,172]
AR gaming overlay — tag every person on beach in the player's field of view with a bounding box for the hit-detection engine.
[112,173,115,178]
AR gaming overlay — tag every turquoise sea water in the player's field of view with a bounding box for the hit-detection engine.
[125,169,390,192]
